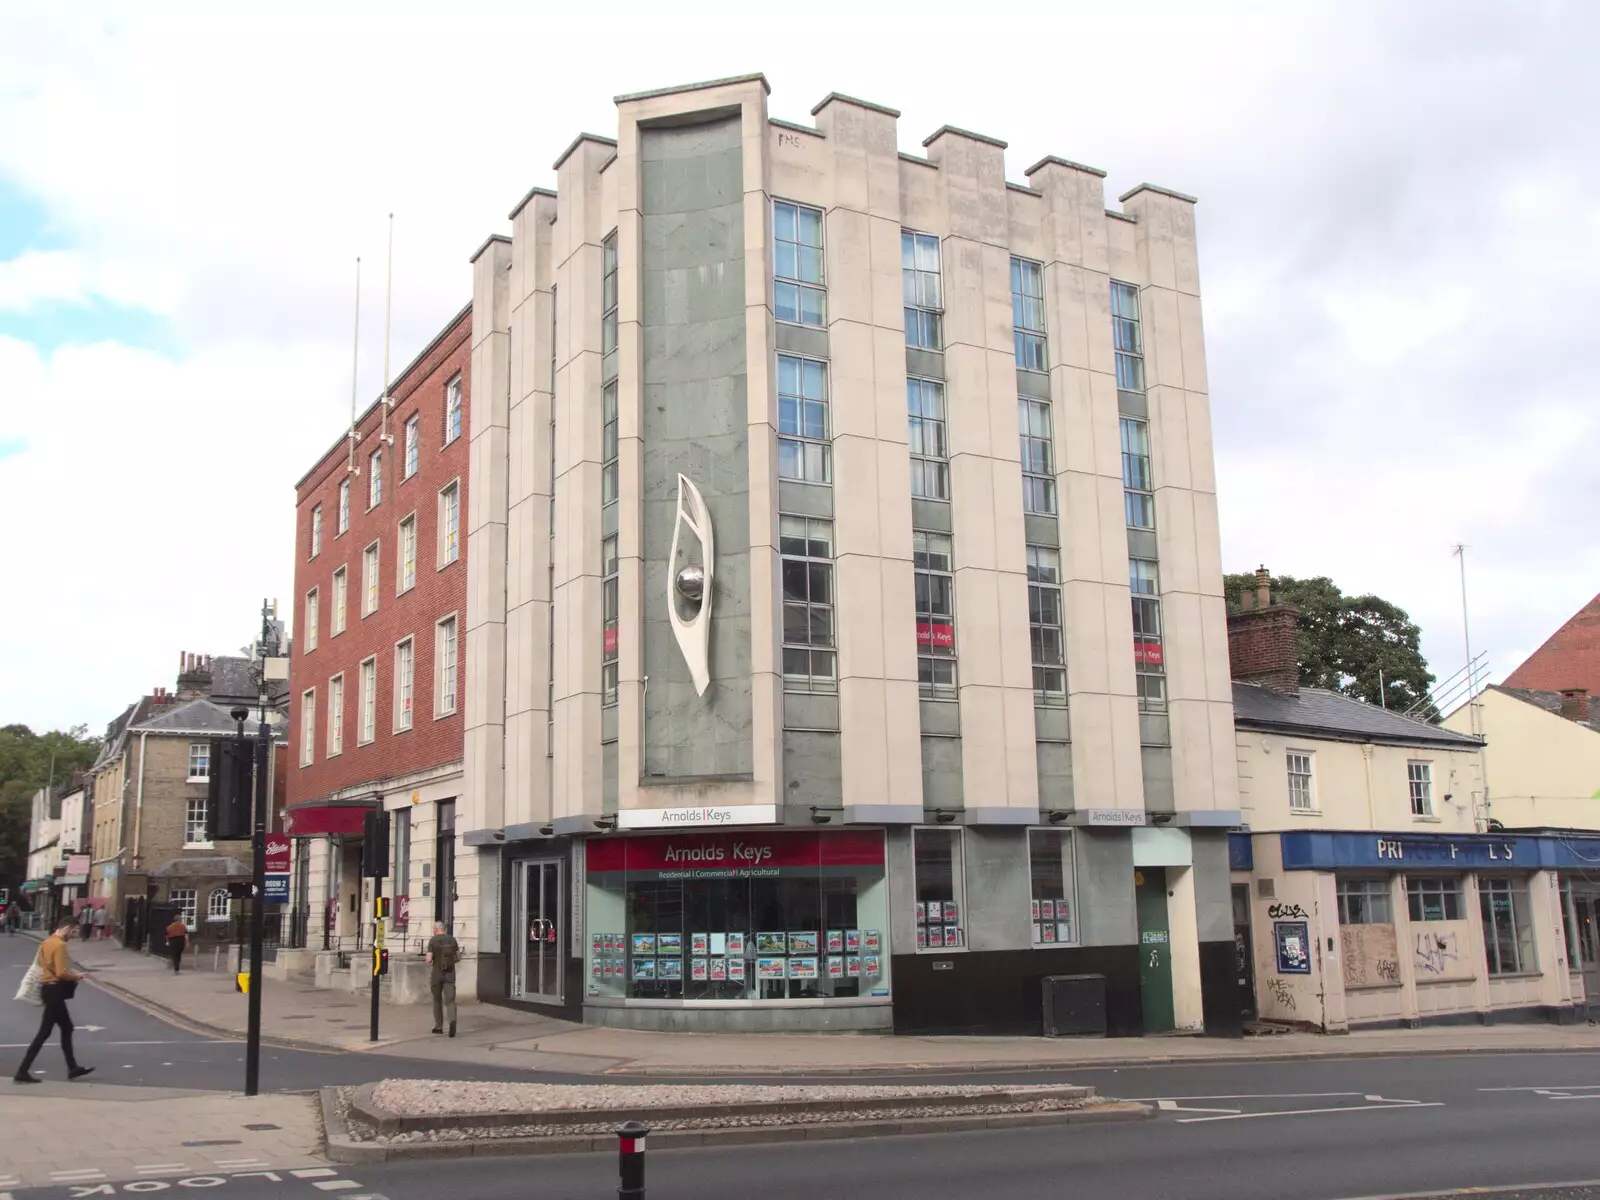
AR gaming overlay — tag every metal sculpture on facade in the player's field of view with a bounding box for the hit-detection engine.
[669,473,714,695]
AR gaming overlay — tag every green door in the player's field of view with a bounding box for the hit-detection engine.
[1136,867,1175,1033]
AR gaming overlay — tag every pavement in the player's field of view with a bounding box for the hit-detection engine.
[43,932,1600,1078]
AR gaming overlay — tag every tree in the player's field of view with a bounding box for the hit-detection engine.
[0,724,102,896]
[1224,572,1437,718]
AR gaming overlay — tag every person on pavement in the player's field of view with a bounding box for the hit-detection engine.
[165,914,190,972]
[78,905,93,943]
[14,920,94,1084]
[93,905,107,940]
[425,921,460,1038]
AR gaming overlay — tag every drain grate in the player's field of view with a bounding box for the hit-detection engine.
[242,1124,281,1132]
[182,1140,242,1147]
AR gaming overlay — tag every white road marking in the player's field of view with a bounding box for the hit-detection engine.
[292,1169,338,1179]
[230,1173,283,1183]
[1176,1100,1445,1124]
[51,1171,108,1181]
[135,1165,191,1174]
[1155,1099,1241,1115]
[1127,1091,1368,1101]
[312,1183,362,1192]
[1479,1084,1600,1091]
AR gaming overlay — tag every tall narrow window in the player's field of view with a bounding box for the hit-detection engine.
[328,673,344,755]
[394,638,414,731]
[304,588,319,652]
[902,230,942,350]
[907,378,949,500]
[187,743,210,781]
[1028,829,1078,946]
[439,482,460,566]
[914,531,957,699]
[913,828,966,951]
[436,615,458,716]
[337,479,350,534]
[403,414,420,478]
[359,658,377,744]
[1286,751,1315,812]
[1019,398,1056,514]
[1408,761,1434,817]
[392,808,411,899]
[398,516,417,593]
[444,374,463,445]
[331,566,348,636]
[1130,557,1165,711]
[1111,281,1145,392]
[310,504,322,558]
[601,383,619,505]
[368,447,383,507]
[300,688,316,766]
[1027,546,1065,704]
[1121,418,1155,529]
[601,537,619,706]
[363,542,380,616]
[1481,878,1535,974]
[773,200,825,326]
[777,354,830,483]
[601,232,619,354]
[780,516,836,692]
[1011,257,1047,371]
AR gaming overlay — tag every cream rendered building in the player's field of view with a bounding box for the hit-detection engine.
[458,74,1240,1036]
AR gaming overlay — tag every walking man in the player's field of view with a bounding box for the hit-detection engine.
[93,905,107,941]
[425,921,460,1038]
[78,904,93,944]
[14,920,94,1083]
[165,912,189,973]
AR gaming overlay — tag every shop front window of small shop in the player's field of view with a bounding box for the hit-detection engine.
[584,834,889,1002]
[913,828,965,950]
[1028,829,1078,946]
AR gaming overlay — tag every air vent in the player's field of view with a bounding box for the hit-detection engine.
[1256,877,1276,899]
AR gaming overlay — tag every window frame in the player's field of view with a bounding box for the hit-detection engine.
[1286,749,1316,812]
[170,888,197,931]
[444,374,463,445]
[402,413,420,479]
[435,614,459,717]
[907,376,949,501]
[1121,417,1155,530]
[1027,828,1079,947]
[914,530,958,700]
[1481,876,1536,975]
[772,199,827,328]
[777,353,831,484]
[1405,875,1463,922]
[1130,557,1166,712]
[368,446,383,509]
[359,656,377,745]
[1111,280,1146,393]
[780,515,837,693]
[186,742,211,783]
[310,504,322,558]
[206,887,231,923]
[327,672,345,756]
[331,566,348,637]
[362,541,381,618]
[1336,876,1393,925]
[1019,396,1056,514]
[1011,256,1047,372]
[304,586,319,653]
[183,795,211,848]
[397,513,418,594]
[601,539,619,706]
[1027,545,1066,705]
[337,478,350,535]
[437,480,461,567]
[393,636,414,733]
[913,827,967,953]
[300,687,316,766]
[1408,760,1435,818]
[902,229,943,351]
[601,383,619,506]
[601,231,619,354]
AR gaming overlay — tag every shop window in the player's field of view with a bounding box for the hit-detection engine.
[1481,877,1536,975]
[1027,829,1077,946]
[1336,877,1391,925]
[913,827,965,950]
[583,830,889,1003]
[1406,876,1463,922]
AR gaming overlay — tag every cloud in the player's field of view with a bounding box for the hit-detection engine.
[0,0,1596,731]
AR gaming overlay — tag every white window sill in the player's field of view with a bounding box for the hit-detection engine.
[183,842,215,851]
[393,725,413,735]
[435,707,457,720]
[397,582,415,596]
[437,556,459,572]
[186,776,210,785]
[327,748,342,758]
[1412,815,1442,823]
[1289,808,1322,817]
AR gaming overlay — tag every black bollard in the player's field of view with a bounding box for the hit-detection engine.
[616,1120,650,1199]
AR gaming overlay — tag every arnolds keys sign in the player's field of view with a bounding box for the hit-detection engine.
[587,829,884,882]
[617,804,776,830]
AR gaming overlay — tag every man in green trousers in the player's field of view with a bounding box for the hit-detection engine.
[425,921,460,1037]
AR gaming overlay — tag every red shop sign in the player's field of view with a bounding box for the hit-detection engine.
[916,621,954,649]
[265,837,292,875]
[587,829,884,879]
[1134,641,1164,667]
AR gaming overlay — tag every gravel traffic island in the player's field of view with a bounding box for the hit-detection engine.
[323,1079,1151,1162]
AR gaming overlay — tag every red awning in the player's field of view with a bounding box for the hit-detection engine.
[282,799,378,838]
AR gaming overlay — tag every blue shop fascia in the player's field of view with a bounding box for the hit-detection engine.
[1230,828,1600,1030]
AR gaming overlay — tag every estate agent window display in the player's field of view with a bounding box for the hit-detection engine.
[585,829,890,1003]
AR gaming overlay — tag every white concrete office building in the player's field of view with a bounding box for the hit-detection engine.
[457,74,1241,1035]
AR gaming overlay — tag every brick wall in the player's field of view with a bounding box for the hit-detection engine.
[1227,606,1301,695]
[132,734,252,873]
[289,307,472,805]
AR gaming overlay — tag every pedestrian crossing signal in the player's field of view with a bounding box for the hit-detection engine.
[208,738,254,841]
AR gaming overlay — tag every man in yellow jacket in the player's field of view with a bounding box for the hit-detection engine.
[13,920,95,1084]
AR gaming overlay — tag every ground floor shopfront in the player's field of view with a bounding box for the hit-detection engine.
[1236,829,1600,1031]
[467,819,1243,1037]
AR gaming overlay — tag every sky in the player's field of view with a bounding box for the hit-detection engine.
[1,1,1596,735]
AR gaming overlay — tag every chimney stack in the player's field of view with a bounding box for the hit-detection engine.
[175,650,214,702]
[1227,564,1301,695]
[1560,688,1590,724]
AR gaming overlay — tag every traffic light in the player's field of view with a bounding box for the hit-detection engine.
[361,809,391,878]
[374,897,391,920]
[373,947,389,976]
[208,737,254,841]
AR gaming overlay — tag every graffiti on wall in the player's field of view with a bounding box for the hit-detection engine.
[1415,931,1461,976]
[1341,922,1400,988]
[1267,902,1308,920]
[1266,977,1296,1010]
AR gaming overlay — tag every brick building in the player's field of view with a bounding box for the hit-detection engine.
[89,652,288,947]
[285,305,470,966]
[1505,591,1600,697]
